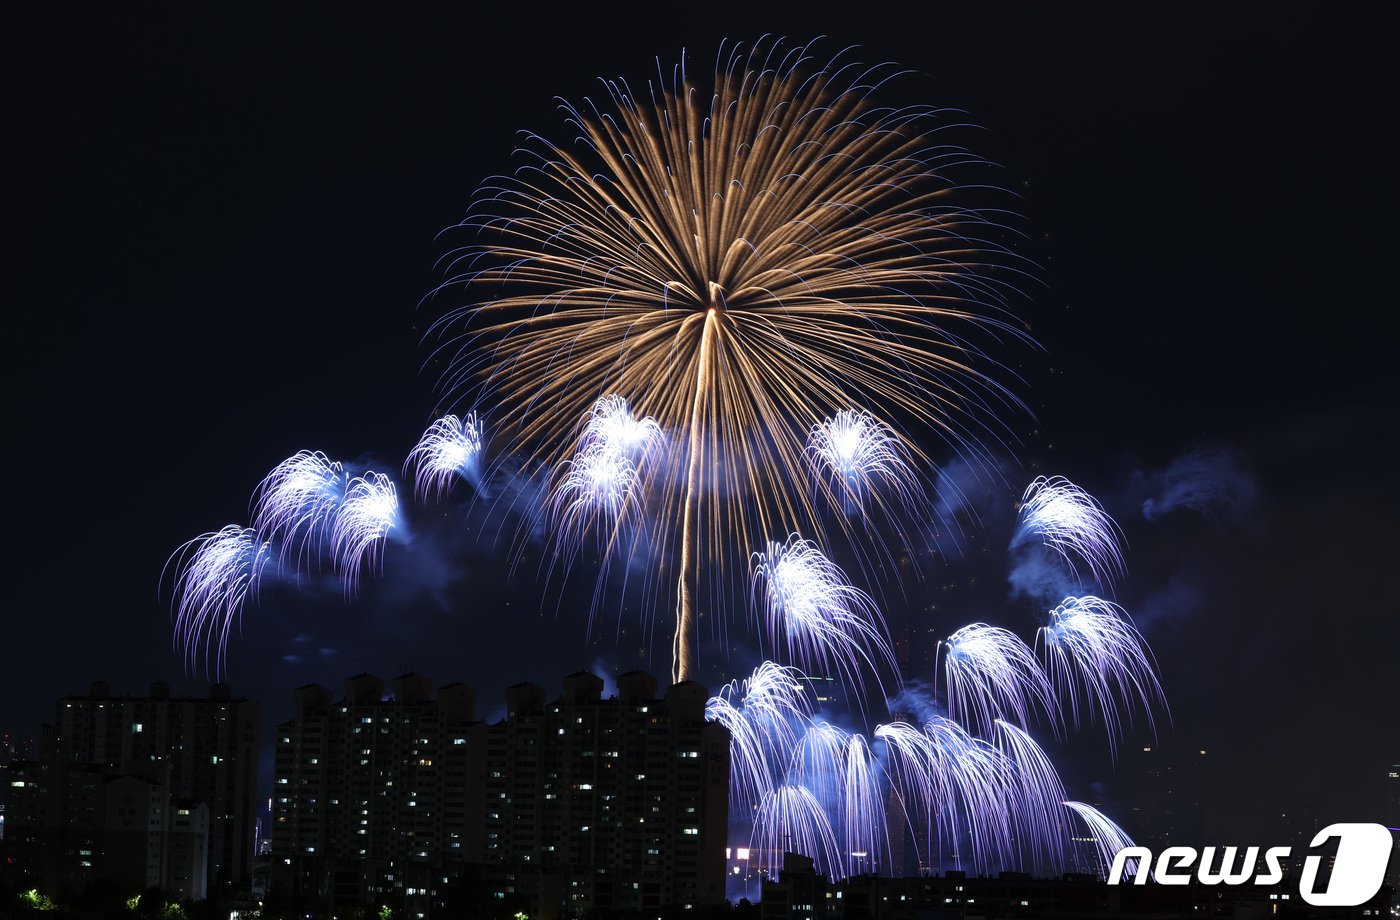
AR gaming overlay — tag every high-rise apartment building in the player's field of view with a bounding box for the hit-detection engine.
[0,681,249,901]
[484,671,730,918]
[2,756,212,901]
[50,681,259,895]
[268,670,730,920]
[270,673,485,916]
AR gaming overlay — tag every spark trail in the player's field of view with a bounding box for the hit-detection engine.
[751,536,899,700]
[251,450,344,569]
[330,472,399,596]
[939,622,1057,735]
[1065,801,1138,880]
[166,525,271,677]
[406,413,483,502]
[429,37,1033,681]
[1014,476,1126,590]
[1039,595,1167,755]
[807,409,922,515]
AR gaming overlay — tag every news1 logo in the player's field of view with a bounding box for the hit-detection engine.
[1108,822,1395,907]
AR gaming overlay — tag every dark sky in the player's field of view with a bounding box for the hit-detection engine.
[8,3,1397,849]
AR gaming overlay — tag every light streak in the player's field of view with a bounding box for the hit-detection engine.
[1014,476,1126,589]
[751,535,899,699]
[1039,595,1167,756]
[429,37,1031,681]
[406,413,483,502]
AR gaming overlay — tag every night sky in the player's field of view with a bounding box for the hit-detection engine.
[9,3,1397,852]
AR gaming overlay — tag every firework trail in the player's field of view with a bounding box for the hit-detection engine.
[837,733,889,877]
[1065,801,1138,880]
[994,720,1067,875]
[1039,595,1167,755]
[939,622,1057,735]
[170,451,404,672]
[428,36,1032,682]
[406,413,483,502]
[251,450,345,569]
[921,715,1018,873]
[750,785,844,880]
[741,719,888,879]
[546,395,662,562]
[876,714,1044,875]
[807,409,922,515]
[165,525,271,676]
[751,536,899,701]
[1013,476,1126,590]
[786,721,850,806]
[330,472,399,596]
[872,720,941,865]
[706,666,892,880]
[551,442,639,541]
[580,394,662,461]
[705,662,815,815]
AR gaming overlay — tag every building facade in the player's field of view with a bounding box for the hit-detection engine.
[268,670,730,920]
[0,681,256,901]
[270,673,486,917]
[484,671,730,918]
[53,680,259,895]
[1,747,210,900]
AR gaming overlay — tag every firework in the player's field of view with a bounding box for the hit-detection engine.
[406,413,483,502]
[939,622,1057,735]
[750,785,844,880]
[1065,801,1138,880]
[807,409,922,514]
[547,395,662,561]
[1039,595,1167,755]
[705,662,815,815]
[751,535,899,699]
[994,720,1067,875]
[330,472,398,595]
[785,721,850,806]
[250,450,344,568]
[430,37,1030,681]
[837,733,889,877]
[921,715,1018,873]
[872,720,939,825]
[166,525,271,675]
[759,722,888,879]
[878,713,1042,875]
[1013,476,1126,589]
[580,394,662,460]
[550,442,639,541]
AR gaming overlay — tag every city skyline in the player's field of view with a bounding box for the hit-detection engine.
[6,0,1396,882]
